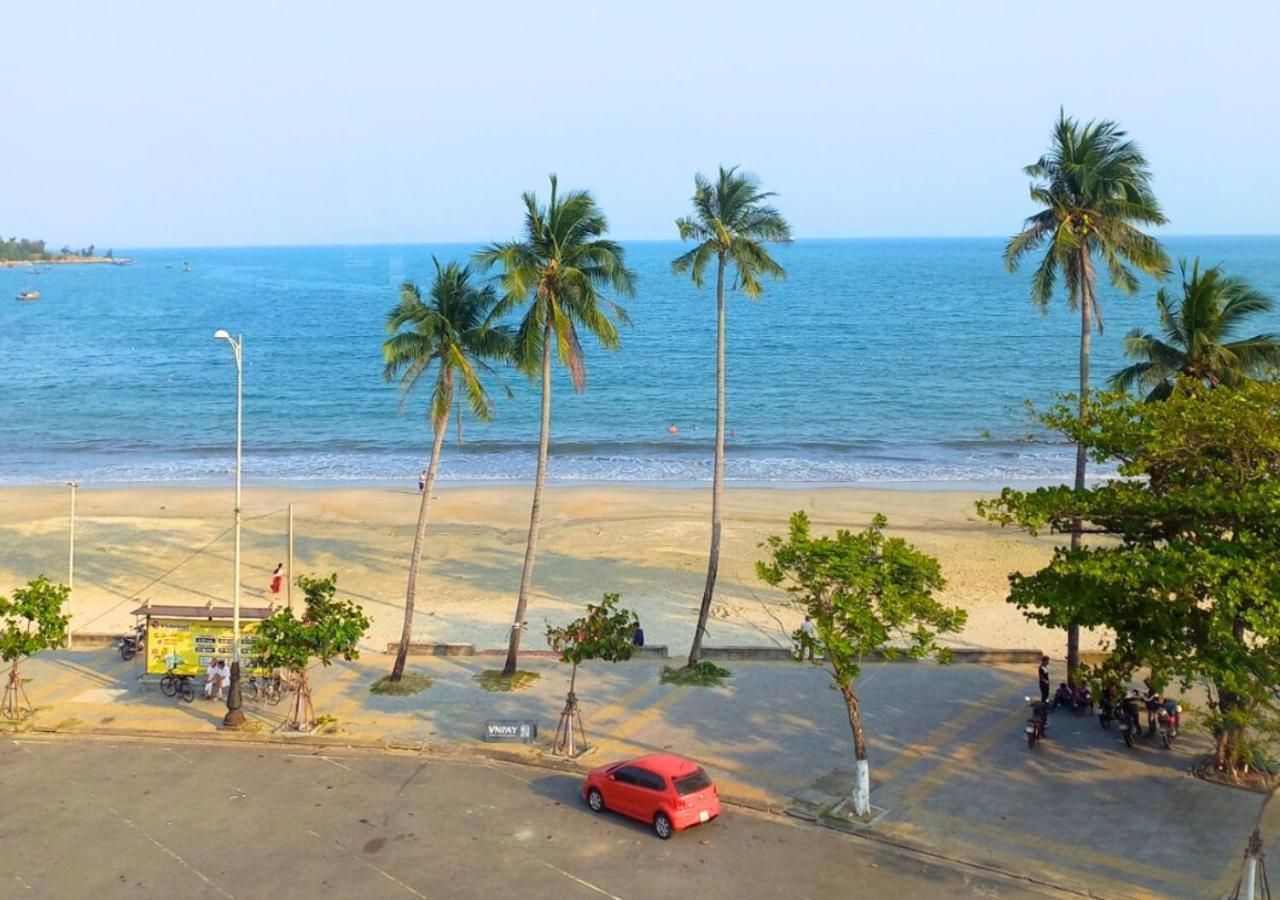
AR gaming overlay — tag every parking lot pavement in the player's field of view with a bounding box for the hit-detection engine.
[0,736,1054,899]
[11,650,1268,898]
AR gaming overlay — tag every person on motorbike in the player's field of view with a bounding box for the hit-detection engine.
[1142,682,1161,737]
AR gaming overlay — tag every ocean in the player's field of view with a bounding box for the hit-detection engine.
[2,237,1277,488]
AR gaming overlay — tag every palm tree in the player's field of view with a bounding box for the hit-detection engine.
[382,259,511,681]
[672,166,791,668]
[1005,111,1170,677]
[476,176,637,677]
[1111,258,1280,401]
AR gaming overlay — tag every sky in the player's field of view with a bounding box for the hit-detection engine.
[2,1,1277,247]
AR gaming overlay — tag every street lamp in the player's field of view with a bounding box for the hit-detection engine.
[214,329,245,727]
[66,481,77,641]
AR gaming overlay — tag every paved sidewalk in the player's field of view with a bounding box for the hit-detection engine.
[5,648,1269,898]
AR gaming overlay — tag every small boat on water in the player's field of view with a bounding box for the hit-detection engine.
[16,290,40,302]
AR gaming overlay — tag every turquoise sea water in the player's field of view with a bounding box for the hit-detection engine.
[1,237,1277,487]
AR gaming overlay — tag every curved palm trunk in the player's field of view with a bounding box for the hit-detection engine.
[390,405,449,681]
[1067,248,1094,679]
[504,314,554,676]
[688,254,727,667]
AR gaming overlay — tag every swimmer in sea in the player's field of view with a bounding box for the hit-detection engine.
[668,424,678,435]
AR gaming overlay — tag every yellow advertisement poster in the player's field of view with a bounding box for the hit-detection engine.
[144,617,261,676]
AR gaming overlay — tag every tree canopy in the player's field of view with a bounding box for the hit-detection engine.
[545,593,639,670]
[0,576,70,663]
[1004,110,1169,322]
[672,165,792,297]
[1111,258,1280,400]
[977,380,1280,770]
[254,574,369,674]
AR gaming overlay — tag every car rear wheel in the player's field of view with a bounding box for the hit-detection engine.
[586,788,604,813]
[653,812,673,840]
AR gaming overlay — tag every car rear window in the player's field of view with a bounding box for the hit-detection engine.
[674,768,712,796]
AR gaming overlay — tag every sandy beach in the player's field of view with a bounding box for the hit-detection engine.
[0,484,1106,657]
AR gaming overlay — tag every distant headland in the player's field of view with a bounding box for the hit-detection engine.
[0,236,129,268]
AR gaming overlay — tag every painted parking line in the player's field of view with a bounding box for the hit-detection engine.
[608,685,694,742]
[871,681,1023,787]
[910,808,1202,898]
[584,679,664,728]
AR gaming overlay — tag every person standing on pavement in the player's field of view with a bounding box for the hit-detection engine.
[800,615,819,661]
[1038,655,1051,704]
[269,562,284,598]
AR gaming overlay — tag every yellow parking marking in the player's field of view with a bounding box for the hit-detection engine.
[871,682,1021,785]
[583,679,662,727]
[911,808,1204,897]
[608,685,693,742]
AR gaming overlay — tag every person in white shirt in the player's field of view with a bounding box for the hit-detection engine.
[203,660,221,699]
[799,615,819,661]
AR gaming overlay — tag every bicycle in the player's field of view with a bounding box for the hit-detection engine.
[243,672,284,706]
[159,667,196,703]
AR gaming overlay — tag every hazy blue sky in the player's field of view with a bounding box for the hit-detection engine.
[3,1,1276,247]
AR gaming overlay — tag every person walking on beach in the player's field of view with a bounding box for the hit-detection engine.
[269,563,284,597]
[417,470,426,492]
[1038,655,1051,704]
[800,615,819,661]
[632,618,645,648]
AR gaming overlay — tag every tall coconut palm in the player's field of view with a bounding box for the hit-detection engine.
[1111,258,1280,401]
[476,176,636,677]
[382,259,511,681]
[1005,111,1170,676]
[672,166,791,668]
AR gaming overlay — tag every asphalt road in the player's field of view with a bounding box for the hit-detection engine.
[0,736,1055,899]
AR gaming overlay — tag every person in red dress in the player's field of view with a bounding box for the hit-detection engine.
[269,563,284,597]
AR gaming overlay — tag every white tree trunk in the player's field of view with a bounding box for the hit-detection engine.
[851,759,870,816]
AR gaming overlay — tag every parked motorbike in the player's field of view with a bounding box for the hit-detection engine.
[118,625,145,661]
[1024,696,1049,749]
[1156,698,1182,748]
[1098,686,1120,730]
[1119,691,1149,747]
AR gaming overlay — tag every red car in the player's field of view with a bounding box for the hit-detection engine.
[582,753,721,839]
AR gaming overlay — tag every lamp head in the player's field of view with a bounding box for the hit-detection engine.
[213,329,231,341]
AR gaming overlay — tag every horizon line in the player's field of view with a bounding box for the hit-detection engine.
[80,231,1280,252]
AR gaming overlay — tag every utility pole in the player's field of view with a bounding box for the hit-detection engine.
[66,481,77,641]
[287,503,294,612]
[214,329,245,728]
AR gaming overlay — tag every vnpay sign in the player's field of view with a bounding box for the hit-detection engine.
[484,720,537,743]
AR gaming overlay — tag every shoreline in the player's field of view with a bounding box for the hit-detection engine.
[1,257,123,268]
[0,482,1098,657]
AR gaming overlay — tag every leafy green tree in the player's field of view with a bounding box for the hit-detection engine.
[382,259,511,683]
[977,380,1280,773]
[476,176,637,677]
[1110,258,1280,401]
[0,577,71,720]
[545,592,638,755]
[757,512,965,815]
[254,574,370,730]
[672,166,791,668]
[1004,110,1170,676]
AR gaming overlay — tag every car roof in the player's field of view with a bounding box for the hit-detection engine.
[626,754,703,777]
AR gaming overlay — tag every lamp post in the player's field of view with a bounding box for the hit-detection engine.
[66,481,77,641]
[214,329,245,728]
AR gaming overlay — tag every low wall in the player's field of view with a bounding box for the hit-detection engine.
[386,642,476,657]
[701,646,793,661]
[68,633,120,649]
[393,643,671,659]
